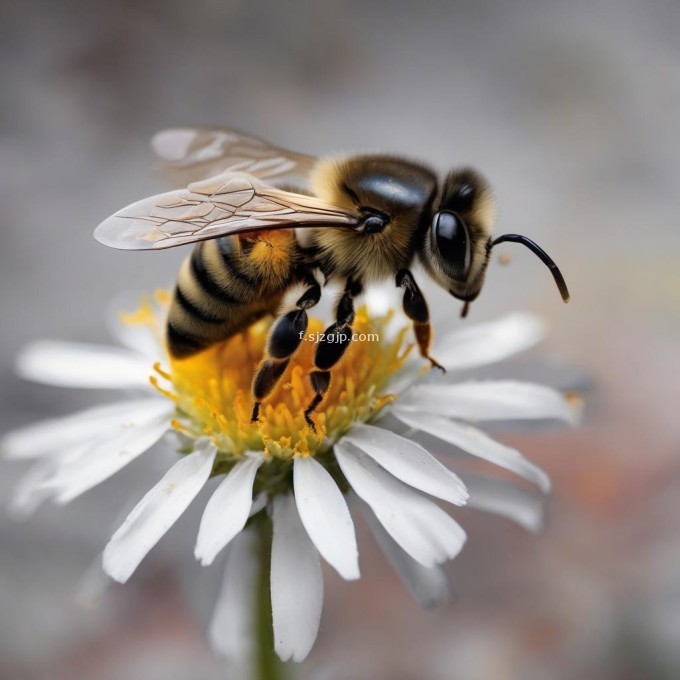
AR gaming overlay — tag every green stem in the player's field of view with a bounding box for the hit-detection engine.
[254,516,287,680]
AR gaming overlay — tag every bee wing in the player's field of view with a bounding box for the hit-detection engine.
[94,171,360,250]
[150,127,317,187]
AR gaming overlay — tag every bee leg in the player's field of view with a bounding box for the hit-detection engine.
[252,358,290,422]
[304,370,331,429]
[251,275,321,422]
[294,266,322,310]
[304,279,362,429]
[396,269,446,373]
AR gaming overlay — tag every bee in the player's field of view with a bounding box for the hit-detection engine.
[95,127,569,427]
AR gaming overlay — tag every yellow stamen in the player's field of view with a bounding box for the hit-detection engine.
[120,290,170,348]
[153,362,172,381]
[127,294,411,465]
[149,375,178,402]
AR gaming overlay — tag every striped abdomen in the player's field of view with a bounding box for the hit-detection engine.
[167,232,298,358]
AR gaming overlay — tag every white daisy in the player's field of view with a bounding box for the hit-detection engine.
[1,291,579,665]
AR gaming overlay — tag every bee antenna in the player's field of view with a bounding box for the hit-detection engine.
[491,234,570,303]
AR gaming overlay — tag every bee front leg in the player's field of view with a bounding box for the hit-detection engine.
[304,279,362,430]
[396,269,445,373]
[251,273,321,423]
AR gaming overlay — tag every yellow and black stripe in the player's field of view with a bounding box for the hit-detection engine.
[167,233,298,358]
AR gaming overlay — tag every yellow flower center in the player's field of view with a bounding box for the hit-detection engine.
[126,292,411,465]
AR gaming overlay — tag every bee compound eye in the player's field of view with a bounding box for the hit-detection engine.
[433,211,471,279]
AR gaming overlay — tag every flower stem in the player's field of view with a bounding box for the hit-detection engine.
[254,516,287,680]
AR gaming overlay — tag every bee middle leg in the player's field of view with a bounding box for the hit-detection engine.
[304,279,363,429]
[251,271,321,423]
[396,269,445,372]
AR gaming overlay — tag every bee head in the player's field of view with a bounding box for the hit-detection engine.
[422,168,570,316]
[420,169,496,314]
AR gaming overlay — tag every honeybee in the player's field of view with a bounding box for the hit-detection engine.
[95,127,569,427]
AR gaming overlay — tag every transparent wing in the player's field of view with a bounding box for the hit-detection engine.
[94,172,359,250]
[151,127,317,187]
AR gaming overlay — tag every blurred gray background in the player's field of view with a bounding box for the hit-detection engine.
[1,1,679,678]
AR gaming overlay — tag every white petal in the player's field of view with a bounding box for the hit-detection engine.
[1,398,172,461]
[102,440,217,583]
[362,500,451,609]
[398,381,579,424]
[344,424,468,506]
[393,409,551,493]
[271,494,323,662]
[434,313,546,371]
[363,282,399,316]
[335,442,466,568]
[460,473,544,532]
[110,319,162,360]
[209,530,257,661]
[45,414,173,504]
[6,440,98,517]
[16,340,152,389]
[75,559,112,608]
[385,365,422,397]
[6,458,57,518]
[195,454,264,566]
[293,456,359,580]
[249,492,267,517]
